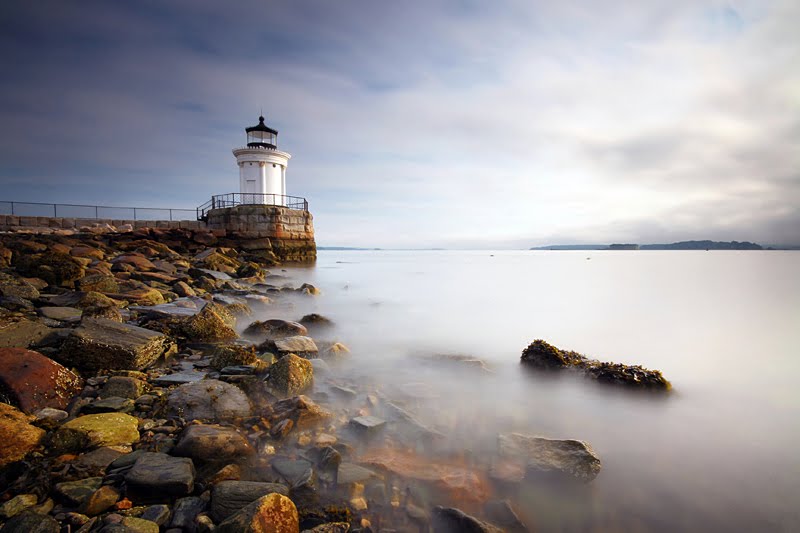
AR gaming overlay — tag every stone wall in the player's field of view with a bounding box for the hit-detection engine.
[0,206,316,264]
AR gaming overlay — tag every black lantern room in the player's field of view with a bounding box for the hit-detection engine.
[246,115,278,148]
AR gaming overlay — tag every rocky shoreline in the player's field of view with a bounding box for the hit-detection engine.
[0,230,670,532]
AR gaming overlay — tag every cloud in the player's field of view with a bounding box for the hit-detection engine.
[0,0,797,246]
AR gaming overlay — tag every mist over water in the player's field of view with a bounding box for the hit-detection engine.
[257,250,800,531]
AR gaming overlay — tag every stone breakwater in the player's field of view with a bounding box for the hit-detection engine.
[0,204,316,264]
[0,232,671,532]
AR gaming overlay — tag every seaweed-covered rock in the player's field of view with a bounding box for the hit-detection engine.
[15,252,85,287]
[0,511,60,533]
[215,493,298,533]
[267,354,313,397]
[0,274,40,300]
[180,303,237,341]
[0,403,45,468]
[76,273,120,294]
[520,339,671,391]
[166,379,252,421]
[173,424,255,462]
[59,318,172,371]
[51,413,140,453]
[210,344,258,371]
[0,347,83,413]
[497,433,602,483]
[82,304,124,322]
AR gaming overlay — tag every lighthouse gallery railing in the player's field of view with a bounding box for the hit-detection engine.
[196,193,308,220]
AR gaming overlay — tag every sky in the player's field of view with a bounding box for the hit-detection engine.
[0,0,798,248]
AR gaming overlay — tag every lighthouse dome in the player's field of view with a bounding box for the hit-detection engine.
[246,115,278,148]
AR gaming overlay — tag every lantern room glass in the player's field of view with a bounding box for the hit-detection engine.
[248,130,276,147]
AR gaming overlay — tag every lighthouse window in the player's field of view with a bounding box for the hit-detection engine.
[273,164,276,167]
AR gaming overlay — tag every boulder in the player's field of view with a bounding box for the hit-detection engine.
[51,413,140,453]
[15,252,84,287]
[82,304,124,322]
[298,314,334,331]
[76,274,120,294]
[168,496,206,530]
[267,354,313,397]
[111,254,156,272]
[215,493,299,533]
[497,433,602,482]
[0,348,83,413]
[431,506,504,533]
[263,336,318,359]
[38,306,82,321]
[245,319,307,341]
[0,494,38,519]
[210,481,289,522]
[0,403,45,468]
[0,275,40,300]
[520,339,671,391]
[173,424,255,462]
[166,379,252,421]
[210,344,258,371]
[59,317,172,371]
[180,303,237,341]
[269,396,331,431]
[125,452,196,499]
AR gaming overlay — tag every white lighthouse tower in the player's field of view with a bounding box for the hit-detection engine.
[232,115,291,205]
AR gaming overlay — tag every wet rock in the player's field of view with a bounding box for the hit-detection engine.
[74,447,125,476]
[152,370,205,386]
[76,274,120,294]
[173,424,255,462]
[59,317,172,371]
[173,281,196,297]
[215,493,299,533]
[54,477,104,506]
[271,456,314,486]
[361,449,489,505]
[520,339,671,391]
[140,505,171,527]
[0,275,40,300]
[269,396,331,431]
[38,306,82,321]
[0,403,45,468]
[166,379,252,421]
[51,412,140,452]
[211,481,289,522]
[81,396,135,414]
[169,496,206,530]
[0,347,83,413]
[244,319,307,340]
[15,251,85,287]
[431,506,503,533]
[267,354,313,397]
[100,376,149,399]
[80,485,120,516]
[263,336,318,359]
[299,283,321,296]
[319,342,350,360]
[497,433,602,482]
[112,254,156,272]
[336,463,376,487]
[349,415,385,434]
[0,318,55,349]
[298,314,333,330]
[82,304,124,322]
[210,344,258,371]
[120,516,160,533]
[34,407,69,426]
[125,452,196,499]
[180,303,237,342]
[0,295,34,312]
[0,511,60,533]
[0,494,38,519]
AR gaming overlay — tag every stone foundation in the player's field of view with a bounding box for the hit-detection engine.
[0,206,316,264]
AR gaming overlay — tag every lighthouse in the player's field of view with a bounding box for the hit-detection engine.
[232,115,291,205]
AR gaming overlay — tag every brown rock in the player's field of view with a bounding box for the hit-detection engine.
[0,403,45,468]
[173,424,255,462]
[267,354,313,397]
[216,493,299,533]
[112,254,156,271]
[0,348,83,413]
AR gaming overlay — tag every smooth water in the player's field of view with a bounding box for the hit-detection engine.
[276,250,800,531]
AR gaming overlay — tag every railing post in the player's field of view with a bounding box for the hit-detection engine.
[134,208,137,221]
[170,209,173,221]
[54,204,57,217]
[10,202,14,215]
[95,206,98,218]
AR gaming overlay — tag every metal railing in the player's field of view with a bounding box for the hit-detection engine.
[0,201,197,221]
[197,192,308,220]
